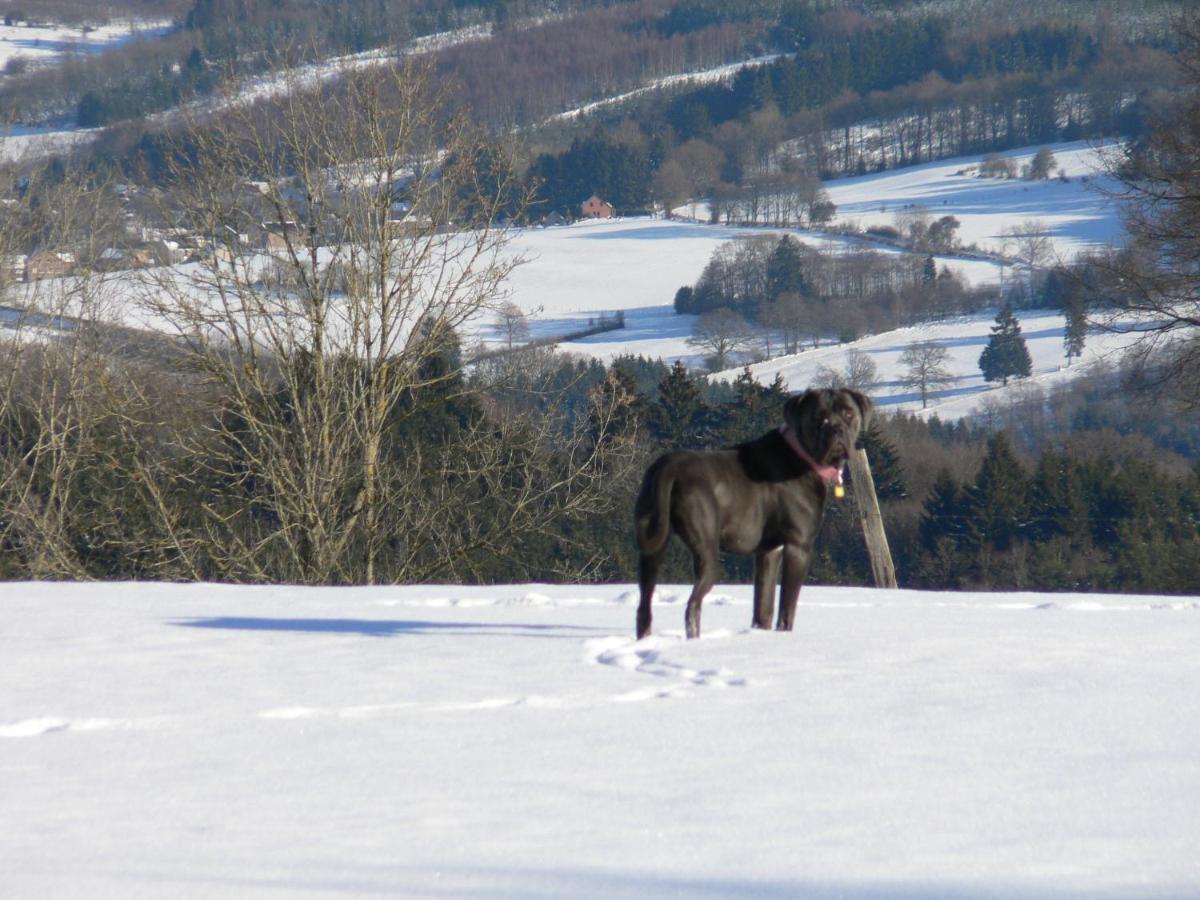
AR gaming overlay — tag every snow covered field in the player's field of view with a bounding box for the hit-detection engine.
[825,141,1124,260]
[2,581,1197,897]
[0,19,171,73]
[491,140,1135,416]
[709,308,1142,419]
[1,139,1140,418]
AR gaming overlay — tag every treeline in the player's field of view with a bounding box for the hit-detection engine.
[523,5,1178,216]
[642,13,1175,171]
[2,318,1197,595]
[675,233,988,347]
[433,0,759,128]
[0,0,189,23]
[0,0,617,127]
[13,0,1183,205]
[456,349,1200,593]
[891,429,1200,593]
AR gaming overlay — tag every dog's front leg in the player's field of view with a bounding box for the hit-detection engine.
[752,548,781,630]
[776,544,811,631]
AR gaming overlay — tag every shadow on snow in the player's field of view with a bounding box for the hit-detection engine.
[170,617,606,639]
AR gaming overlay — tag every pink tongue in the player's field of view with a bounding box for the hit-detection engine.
[780,426,844,485]
[814,463,842,484]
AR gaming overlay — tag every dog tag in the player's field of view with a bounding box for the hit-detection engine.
[833,483,845,499]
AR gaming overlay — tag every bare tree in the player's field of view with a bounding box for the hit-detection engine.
[688,308,757,371]
[651,159,692,215]
[815,348,877,391]
[123,61,626,584]
[1092,11,1200,405]
[899,340,955,408]
[1024,146,1057,180]
[1004,219,1054,296]
[0,160,130,580]
[495,302,530,350]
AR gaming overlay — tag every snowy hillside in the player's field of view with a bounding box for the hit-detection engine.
[708,308,1143,419]
[0,19,171,73]
[2,581,1197,897]
[1,140,1139,418]
[493,140,1133,416]
[825,140,1124,260]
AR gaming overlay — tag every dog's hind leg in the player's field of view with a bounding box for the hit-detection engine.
[752,547,781,630]
[636,547,666,640]
[683,548,718,640]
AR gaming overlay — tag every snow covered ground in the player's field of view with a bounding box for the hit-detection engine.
[508,236,1142,416]
[2,139,1140,418]
[708,308,1143,419]
[491,140,1135,416]
[0,19,171,73]
[2,580,1197,897]
[825,141,1124,260]
[552,54,785,122]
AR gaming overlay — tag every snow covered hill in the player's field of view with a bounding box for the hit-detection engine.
[496,140,1134,417]
[825,140,1124,260]
[708,308,1143,419]
[2,581,1197,897]
[0,18,171,73]
[1,140,1139,419]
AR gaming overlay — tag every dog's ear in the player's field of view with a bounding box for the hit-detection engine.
[845,389,873,430]
[784,389,820,425]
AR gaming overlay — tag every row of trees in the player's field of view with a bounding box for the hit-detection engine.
[676,234,991,345]
[0,64,634,584]
[1,0,659,128]
[571,354,1200,594]
[519,7,1179,219]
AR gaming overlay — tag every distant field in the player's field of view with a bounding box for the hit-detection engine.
[1,141,1137,420]
[0,19,170,72]
[493,140,1130,418]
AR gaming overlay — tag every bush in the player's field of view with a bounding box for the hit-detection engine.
[866,225,901,240]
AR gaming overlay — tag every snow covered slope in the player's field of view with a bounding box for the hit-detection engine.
[2,141,1137,418]
[826,140,1124,259]
[2,581,1197,897]
[0,19,171,73]
[710,308,1143,418]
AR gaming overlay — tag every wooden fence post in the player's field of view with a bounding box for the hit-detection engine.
[847,446,898,589]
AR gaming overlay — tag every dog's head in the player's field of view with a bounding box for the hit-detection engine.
[783,388,872,468]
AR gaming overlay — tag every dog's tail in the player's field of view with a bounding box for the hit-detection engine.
[634,455,675,554]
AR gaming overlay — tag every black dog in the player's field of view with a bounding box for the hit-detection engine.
[634,388,871,639]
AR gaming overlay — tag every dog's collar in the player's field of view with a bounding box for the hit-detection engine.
[778,425,844,486]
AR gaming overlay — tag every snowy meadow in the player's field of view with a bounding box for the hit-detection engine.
[2,581,1198,897]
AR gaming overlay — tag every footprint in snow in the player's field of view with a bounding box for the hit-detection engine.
[585,632,749,701]
[0,717,124,737]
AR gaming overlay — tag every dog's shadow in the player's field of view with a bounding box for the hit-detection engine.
[170,617,604,639]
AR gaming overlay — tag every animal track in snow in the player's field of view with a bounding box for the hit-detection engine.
[0,716,128,737]
[585,632,750,702]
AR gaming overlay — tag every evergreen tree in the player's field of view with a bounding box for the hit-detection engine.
[1063,288,1087,365]
[1028,450,1089,544]
[860,422,907,501]
[979,303,1033,386]
[765,235,808,300]
[962,432,1030,553]
[648,360,710,449]
[723,367,770,442]
[919,468,966,550]
[673,285,696,314]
